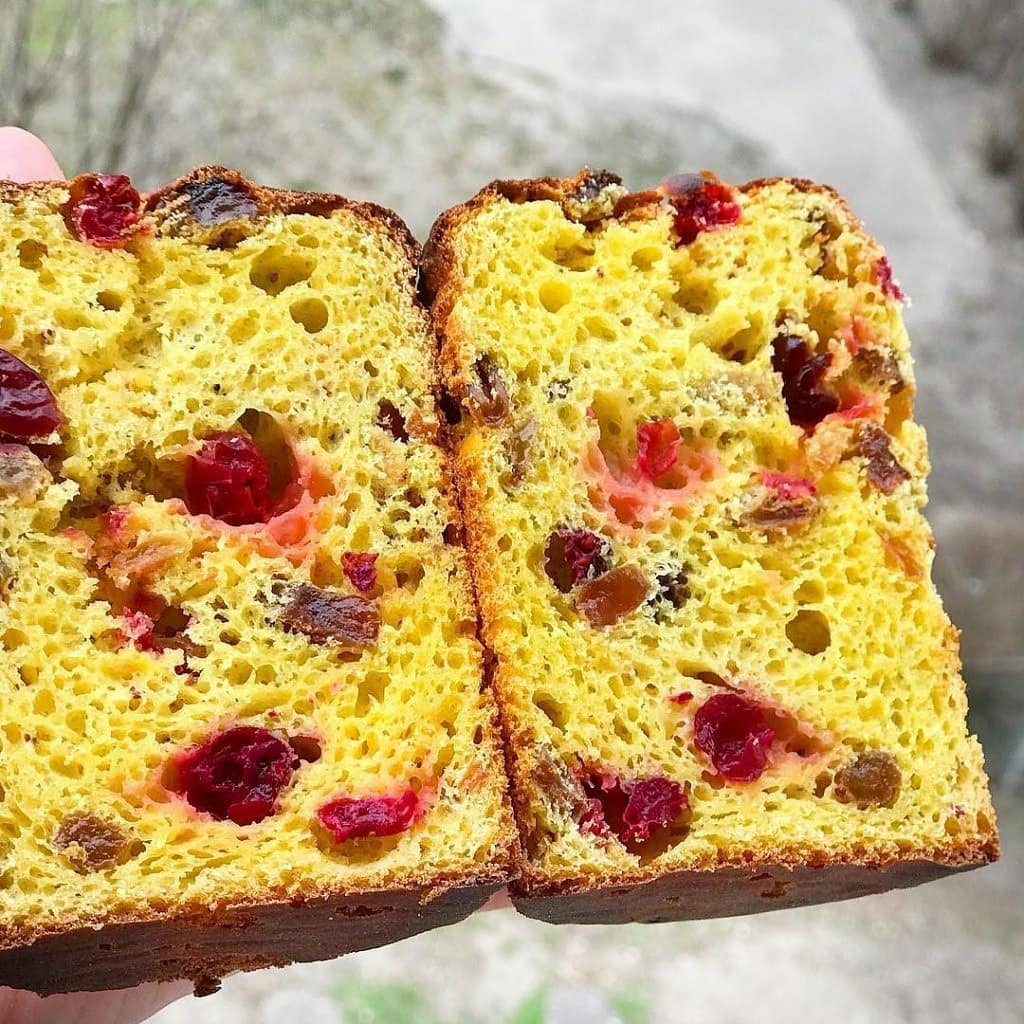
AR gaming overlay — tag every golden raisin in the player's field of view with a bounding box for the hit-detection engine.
[834,751,901,808]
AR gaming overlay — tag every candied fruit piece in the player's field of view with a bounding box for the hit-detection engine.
[0,348,65,439]
[317,788,418,843]
[834,751,902,808]
[576,564,649,628]
[875,256,907,303]
[180,176,259,226]
[506,417,538,489]
[743,472,819,533]
[0,444,51,498]
[376,398,409,441]
[693,692,775,782]
[174,726,298,825]
[855,422,910,494]
[342,552,378,593]
[635,419,681,480]
[669,179,742,245]
[580,773,688,845]
[771,334,839,429]
[279,582,380,647]
[544,527,611,593]
[66,174,141,248]
[466,354,510,425]
[185,430,273,526]
[54,812,130,872]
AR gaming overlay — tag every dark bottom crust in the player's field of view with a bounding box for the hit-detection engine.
[0,880,501,994]
[510,858,983,925]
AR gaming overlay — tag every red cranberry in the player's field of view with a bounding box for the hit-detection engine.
[875,257,907,303]
[761,471,816,500]
[317,789,418,843]
[66,174,141,248]
[580,773,687,845]
[342,552,378,593]
[669,691,694,705]
[0,348,64,439]
[635,419,681,479]
[185,431,273,526]
[693,693,775,782]
[544,527,611,593]
[771,334,839,429]
[174,726,298,825]
[670,180,742,244]
[120,609,157,652]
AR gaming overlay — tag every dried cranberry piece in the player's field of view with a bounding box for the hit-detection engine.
[875,257,907,303]
[466,354,510,425]
[544,527,611,593]
[342,552,378,593]
[185,431,273,526]
[693,693,775,782]
[771,334,839,429]
[0,349,64,439]
[376,399,409,441]
[317,788,418,843]
[834,751,901,807]
[635,419,681,479]
[760,471,816,500]
[66,174,141,248]
[279,583,380,647]
[670,180,742,244]
[576,564,649,628]
[580,773,688,845]
[180,177,259,226]
[174,726,297,825]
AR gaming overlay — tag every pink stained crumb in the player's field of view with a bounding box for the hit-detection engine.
[669,691,694,705]
[760,470,817,500]
[838,315,877,355]
[582,431,720,529]
[119,609,157,652]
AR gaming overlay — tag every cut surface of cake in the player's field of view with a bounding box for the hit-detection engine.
[0,168,514,991]
[422,169,998,922]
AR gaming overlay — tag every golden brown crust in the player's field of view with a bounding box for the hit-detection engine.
[421,167,999,922]
[0,166,517,993]
[0,877,502,993]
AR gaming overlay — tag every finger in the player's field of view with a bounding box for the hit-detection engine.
[0,127,64,183]
[0,980,192,1024]
[481,886,512,911]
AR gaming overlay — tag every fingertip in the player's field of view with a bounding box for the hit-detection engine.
[0,127,64,183]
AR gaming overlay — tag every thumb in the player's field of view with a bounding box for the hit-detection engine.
[0,127,64,182]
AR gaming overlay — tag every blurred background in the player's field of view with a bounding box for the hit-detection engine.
[2,0,1021,1020]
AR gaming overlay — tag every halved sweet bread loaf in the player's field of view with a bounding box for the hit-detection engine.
[422,169,998,923]
[0,168,515,992]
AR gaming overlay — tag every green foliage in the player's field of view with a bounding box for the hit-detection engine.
[330,981,440,1024]
[506,986,547,1024]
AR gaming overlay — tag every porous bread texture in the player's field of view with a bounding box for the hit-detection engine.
[424,169,998,913]
[0,168,514,988]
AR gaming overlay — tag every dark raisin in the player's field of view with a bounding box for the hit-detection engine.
[376,399,409,442]
[771,334,839,429]
[288,734,322,763]
[576,564,649,628]
[856,422,910,494]
[834,751,901,808]
[651,567,690,618]
[317,789,418,843]
[466,354,510,426]
[54,812,131,871]
[180,177,259,226]
[544,527,611,593]
[572,169,623,202]
[279,583,380,648]
[0,348,65,439]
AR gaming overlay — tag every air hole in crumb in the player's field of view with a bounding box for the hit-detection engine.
[249,248,315,295]
[533,692,568,730]
[786,610,831,655]
[289,296,328,333]
[354,672,388,716]
[794,580,825,604]
[631,247,661,271]
[539,279,572,313]
[96,290,124,312]
[17,239,47,269]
